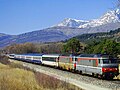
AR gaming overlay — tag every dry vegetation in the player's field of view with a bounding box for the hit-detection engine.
[35,72,81,90]
[0,56,82,90]
[0,63,41,90]
[4,42,64,54]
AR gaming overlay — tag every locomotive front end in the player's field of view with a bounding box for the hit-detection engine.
[100,57,119,79]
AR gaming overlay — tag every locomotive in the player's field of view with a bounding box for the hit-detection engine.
[8,53,119,79]
[76,54,118,79]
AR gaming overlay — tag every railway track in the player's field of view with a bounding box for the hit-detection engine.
[9,59,120,90]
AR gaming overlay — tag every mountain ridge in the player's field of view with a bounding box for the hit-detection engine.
[0,9,120,48]
[55,9,120,28]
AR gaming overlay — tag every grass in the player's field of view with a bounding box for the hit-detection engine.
[0,63,42,90]
[0,56,83,90]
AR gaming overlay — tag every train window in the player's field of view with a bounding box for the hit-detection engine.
[59,57,69,63]
[42,57,56,62]
[33,57,41,60]
[110,59,117,63]
[21,56,25,59]
[26,56,31,59]
[102,59,117,64]
[10,55,14,57]
[89,60,91,62]
[16,56,21,58]
[103,59,109,64]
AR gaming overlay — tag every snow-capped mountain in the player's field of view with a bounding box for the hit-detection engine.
[55,9,120,29]
[79,9,120,28]
[55,18,89,28]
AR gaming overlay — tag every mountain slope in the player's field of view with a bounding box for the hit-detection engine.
[75,28,120,43]
[0,33,14,42]
[0,9,120,48]
[0,29,69,48]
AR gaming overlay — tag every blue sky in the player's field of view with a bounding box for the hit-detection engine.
[0,0,117,35]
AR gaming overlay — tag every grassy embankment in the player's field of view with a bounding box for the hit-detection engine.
[0,56,82,90]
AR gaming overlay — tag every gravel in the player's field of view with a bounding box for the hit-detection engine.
[9,59,120,90]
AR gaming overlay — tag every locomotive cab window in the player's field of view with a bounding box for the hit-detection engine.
[102,59,117,64]
[110,59,117,63]
[102,59,109,64]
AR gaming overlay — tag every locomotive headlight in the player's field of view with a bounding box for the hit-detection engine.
[102,68,108,72]
[104,68,107,70]
[115,68,118,71]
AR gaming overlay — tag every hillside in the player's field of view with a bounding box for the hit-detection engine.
[75,28,120,43]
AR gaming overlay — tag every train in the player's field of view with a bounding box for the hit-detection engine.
[8,53,119,79]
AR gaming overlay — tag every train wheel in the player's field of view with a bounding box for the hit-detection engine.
[98,75,102,79]
[79,71,82,74]
[68,68,71,71]
[60,67,63,70]
[71,69,75,73]
[94,74,98,78]
[92,73,94,77]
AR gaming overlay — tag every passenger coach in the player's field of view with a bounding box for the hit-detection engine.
[12,54,43,64]
[42,54,60,67]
